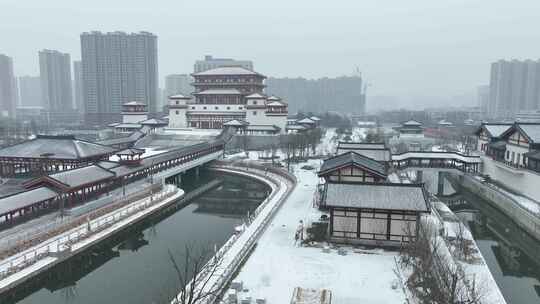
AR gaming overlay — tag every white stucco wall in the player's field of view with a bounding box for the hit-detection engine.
[168,107,187,128]
[481,155,540,201]
[122,113,148,124]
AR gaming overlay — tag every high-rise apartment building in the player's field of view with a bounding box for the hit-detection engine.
[477,85,489,115]
[488,59,540,119]
[81,31,158,125]
[0,54,17,118]
[266,76,364,114]
[18,76,42,107]
[39,49,73,114]
[73,60,83,112]
[194,55,253,73]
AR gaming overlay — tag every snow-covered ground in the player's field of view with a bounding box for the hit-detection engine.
[109,146,169,162]
[231,160,407,304]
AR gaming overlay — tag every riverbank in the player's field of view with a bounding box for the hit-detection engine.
[170,161,296,303]
[448,174,540,242]
[0,184,183,297]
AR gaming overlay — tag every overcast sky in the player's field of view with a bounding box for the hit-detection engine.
[1,0,540,99]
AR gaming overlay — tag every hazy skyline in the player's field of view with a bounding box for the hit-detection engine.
[1,0,540,102]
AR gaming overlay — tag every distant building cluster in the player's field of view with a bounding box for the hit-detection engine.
[487,59,540,119]
[0,54,17,118]
[194,55,253,73]
[266,76,365,114]
[81,31,158,125]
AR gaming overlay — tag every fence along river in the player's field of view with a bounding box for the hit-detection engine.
[2,171,270,304]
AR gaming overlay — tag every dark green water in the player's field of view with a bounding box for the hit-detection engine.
[6,172,269,304]
[441,187,540,304]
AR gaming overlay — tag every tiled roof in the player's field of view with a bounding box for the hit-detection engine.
[319,152,387,177]
[169,94,190,99]
[476,123,512,138]
[297,118,315,124]
[140,118,167,125]
[123,101,147,106]
[223,119,249,126]
[0,135,116,160]
[517,123,540,143]
[267,100,287,107]
[192,66,261,76]
[49,165,115,188]
[193,89,242,95]
[0,187,58,215]
[402,120,423,126]
[116,148,145,156]
[338,142,386,150]
[324,183,430,212]
[245,93,267,99]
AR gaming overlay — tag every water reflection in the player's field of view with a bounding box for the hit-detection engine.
[439,180,540,303]
[4,172,269,304]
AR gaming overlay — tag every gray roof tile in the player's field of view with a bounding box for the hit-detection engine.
[319,152,387,177]
[324,183,430,212]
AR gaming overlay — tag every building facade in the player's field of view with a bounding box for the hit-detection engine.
[168,66,288,132]
[18,76,42,107]
[488,59,540,119]
[164,74,192,110]
[0,54,17,118]
[39,50,73,114]
[73,60,83,112]
[81,31,158,125]
[194,55,253,73]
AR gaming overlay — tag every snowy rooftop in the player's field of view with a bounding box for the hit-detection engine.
[232,161,408,304]
[324,183,430,212]
[193,88,242,95]
[391,152,482,163]
[319,151,387,177]
[245,93,267,99]
[192,66,262,76]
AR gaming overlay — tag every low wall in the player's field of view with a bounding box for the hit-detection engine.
[449,174,540,241]
[481,155,540,202]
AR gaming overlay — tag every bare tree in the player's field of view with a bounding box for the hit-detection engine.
[167,243,225,304]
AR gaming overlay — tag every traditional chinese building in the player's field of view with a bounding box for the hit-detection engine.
[167,66,288,132]
[0,135,117,177]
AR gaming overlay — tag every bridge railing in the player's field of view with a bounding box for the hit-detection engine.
[0,185,178,283]
[171,161,296,304]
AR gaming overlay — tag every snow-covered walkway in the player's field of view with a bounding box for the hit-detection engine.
[230,160,407,304]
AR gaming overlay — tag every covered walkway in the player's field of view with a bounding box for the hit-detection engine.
[391,151,481,173]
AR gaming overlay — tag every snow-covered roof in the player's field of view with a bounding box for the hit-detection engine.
[223,119,249,127]
[245,125,280,131]
[516,123,540,143]
[324,183,430,212]
[391,151,482,163]
[169,94,190,99]
[0,135,116,160]
[477,123,512,138]
[114,123,142,129]
[192,66,262,76]
[297,118,315,124]
[0,187,58,215]
[401,120,423,126]
[310,116,321,121]
[267,100,287,107]
[245,93,266,99]
[319,151,387,177]
[267,95,281,101]
[140,118,167,125]
[338,142,386,150]
[116,148,145,156]
[193,88,242,95]
[286,125,307,130]
[123,101,146,106]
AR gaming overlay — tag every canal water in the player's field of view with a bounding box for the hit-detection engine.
[439,178,540,304]
[8,171,269,304]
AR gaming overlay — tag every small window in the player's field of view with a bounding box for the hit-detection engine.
[175,101,179,105]
[175,110,179,114]
[215,106,218,110]
[253,100,257,105]
[226,106,230,110]
[203,106,207,110]
[239,107,243,110]
[253,111,257,115]
[191,106,195,109]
